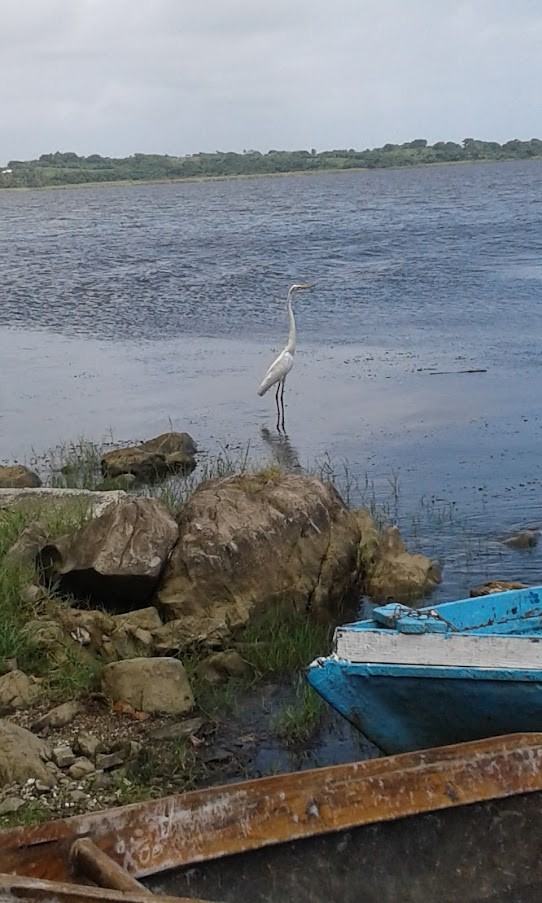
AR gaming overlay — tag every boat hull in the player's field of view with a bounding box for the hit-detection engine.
[148,791,542,903]
[306,657,542,753]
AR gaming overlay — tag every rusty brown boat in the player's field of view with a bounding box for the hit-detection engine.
[1,732,542,902]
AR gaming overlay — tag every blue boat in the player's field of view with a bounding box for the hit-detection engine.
[306,585,542,754]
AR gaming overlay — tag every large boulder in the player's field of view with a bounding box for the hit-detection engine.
[101,658,194,715]
[39,497,178,611]
[365,526,441,602]
[101,432,197,483]
[157,472,362,630]
[0,721,57,787]
[0,465,41,489]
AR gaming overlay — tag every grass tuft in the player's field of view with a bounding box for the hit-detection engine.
[271,676,324,746]
[240,605,332,676]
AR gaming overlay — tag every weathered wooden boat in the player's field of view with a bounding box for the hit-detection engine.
[2,733,542,902]
[306,584,542,754]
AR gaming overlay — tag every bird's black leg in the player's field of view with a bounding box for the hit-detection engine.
[275,383,281,432]
[280,379,286,432]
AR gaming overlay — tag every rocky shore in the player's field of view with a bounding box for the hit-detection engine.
[0,430,458,827]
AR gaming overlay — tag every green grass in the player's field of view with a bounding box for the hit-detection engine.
[0,800,52,830]
[240,605,332,676]
[271,676,324,746]
[0,502,95,681]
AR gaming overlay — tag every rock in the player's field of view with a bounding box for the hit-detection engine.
[101,433,197,483]
[157,473,362,627]
[31,701,81,733]
[0,488,126,519]
[0,465,41,489]
[470,580,529,597]
[112,607,163,632]
[74,732,102,760]
[152,616,229,655]
[111,607,163,658]
[40,497,178,610]
[3,521,47,568]
[365,526,441,602]
[95,750,127,771]
[22,619,94,668]
[0,795,25,815]
[197,650,251,684]
[58,609,116,660]
[68,757,96,779]
[21,583,47,604]
[0,670,40,713]
[100,448,167,482]
[52,745,76,768]
[502,530,540,550]
[101,657,194,715]
[354,508,382,573]
[140,432,197,457]
[0,721,58,786]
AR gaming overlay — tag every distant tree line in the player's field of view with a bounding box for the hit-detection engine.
[2,138,542,189]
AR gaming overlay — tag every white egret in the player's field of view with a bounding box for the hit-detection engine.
[257,283,312,431]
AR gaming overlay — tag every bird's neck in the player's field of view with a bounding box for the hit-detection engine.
[286,292,296,354]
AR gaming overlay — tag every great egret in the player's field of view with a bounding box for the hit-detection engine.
[257,283,311,431]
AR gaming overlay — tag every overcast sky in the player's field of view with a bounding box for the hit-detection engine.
[2,0,541,161]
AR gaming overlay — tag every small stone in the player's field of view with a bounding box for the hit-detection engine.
[0,796,25,815]
[74,732,102,760]
[52,745,76,768]
[34,780,53,795]
[21,583,47,604]
[69,789,88,803]
[32,701,81,732]
[69,757,96,780]
[95,750,127,771]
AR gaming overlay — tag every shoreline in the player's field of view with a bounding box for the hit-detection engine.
[1,156,540,194]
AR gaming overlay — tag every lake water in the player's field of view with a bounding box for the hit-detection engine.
[2,160,542,602]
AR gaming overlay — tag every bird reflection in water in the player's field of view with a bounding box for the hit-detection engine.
[260,427,303,473]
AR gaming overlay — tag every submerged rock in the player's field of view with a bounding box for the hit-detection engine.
[101,432,197,483]
[470,580,529,597]
[365,525,441,602]
[502,530,540,550]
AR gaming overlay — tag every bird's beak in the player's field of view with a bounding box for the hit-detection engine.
[298,284,312,290]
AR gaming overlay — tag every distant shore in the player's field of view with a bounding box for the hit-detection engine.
[2,155,541,194]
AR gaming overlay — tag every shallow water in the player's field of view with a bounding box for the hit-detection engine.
[2,160,542,601]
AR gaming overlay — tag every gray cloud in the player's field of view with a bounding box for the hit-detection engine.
[2,0,542,160]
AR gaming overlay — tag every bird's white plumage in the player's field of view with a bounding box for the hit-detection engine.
[258,349,294,395]
[257,283,311,429]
